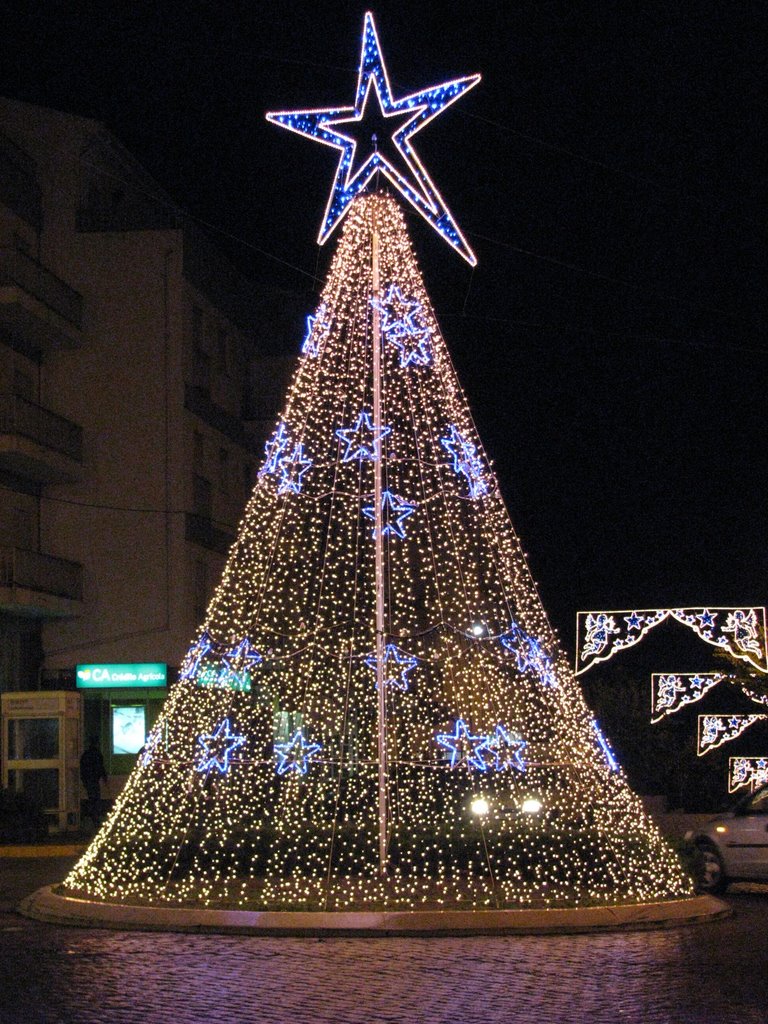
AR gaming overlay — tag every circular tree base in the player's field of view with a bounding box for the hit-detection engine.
[19,886,728,936]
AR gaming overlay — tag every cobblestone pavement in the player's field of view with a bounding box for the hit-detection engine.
[0,858,766,1024]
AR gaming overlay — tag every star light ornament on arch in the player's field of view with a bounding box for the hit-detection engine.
[729,757,768,793]
[275,730,322,776]
[697,714,767,756]
[265,12,480,265]
[195,718,246,776]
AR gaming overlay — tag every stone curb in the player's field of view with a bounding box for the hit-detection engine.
[18,887,729,937]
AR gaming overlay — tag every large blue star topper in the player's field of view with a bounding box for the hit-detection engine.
[266,12,480,265]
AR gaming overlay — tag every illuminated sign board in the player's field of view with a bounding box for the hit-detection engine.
[112,705,146,754]
[76,663,167,689]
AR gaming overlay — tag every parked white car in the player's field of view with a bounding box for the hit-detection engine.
[686,783,768,894]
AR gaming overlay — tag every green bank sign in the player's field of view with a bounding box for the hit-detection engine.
[76,663,167,689]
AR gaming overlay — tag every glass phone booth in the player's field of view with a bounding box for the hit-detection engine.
[1,691,81,833]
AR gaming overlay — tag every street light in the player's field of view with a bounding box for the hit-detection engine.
[521,797,543,815]
[470,796,490,817]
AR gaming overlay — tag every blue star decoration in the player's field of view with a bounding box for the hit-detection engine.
[441,424,489,499]
[302,304,329,358]
[223,637,263,673]
[277,442,313,494]
[591,719,619,773]
[195,718,246,776]
[436,719,490,770]
[266,12,480,265]
[180,630,214,680]
[336,410,391,462]
[364,643,418,690]
[275,729,322,776]
[624,611,644,631]
[219,637,263,691]
[139,727,162,767]
[260,422,290,477]
[697,608,717,629]
[477,725,527,773]
[370,284,432,367]
[363,489,416,539]
[501,624,557,688]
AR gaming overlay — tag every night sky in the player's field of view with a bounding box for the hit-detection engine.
[2,1,765,656]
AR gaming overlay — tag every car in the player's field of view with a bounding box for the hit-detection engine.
[686,782,768,894]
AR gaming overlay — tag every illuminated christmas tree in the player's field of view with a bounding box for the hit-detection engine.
[64,13,692,913]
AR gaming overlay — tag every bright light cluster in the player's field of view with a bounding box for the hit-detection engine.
[65,195,692,912]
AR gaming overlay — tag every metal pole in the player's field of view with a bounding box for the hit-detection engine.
[371,208,387,876]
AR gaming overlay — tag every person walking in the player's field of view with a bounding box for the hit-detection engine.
[80,737,107,828]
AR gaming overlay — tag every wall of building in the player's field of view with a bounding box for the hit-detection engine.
[0,97,290,697]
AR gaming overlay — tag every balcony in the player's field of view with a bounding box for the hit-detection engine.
[0,392,84,483]
[0,249,83,356]
[0,546,83,618]
[184,513,235,555]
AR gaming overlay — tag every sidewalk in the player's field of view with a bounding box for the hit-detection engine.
[0,828,91,858]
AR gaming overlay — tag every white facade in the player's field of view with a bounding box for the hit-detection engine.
[0,97,285,694]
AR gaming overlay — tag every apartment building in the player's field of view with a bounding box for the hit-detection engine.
[0,98,293,801]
